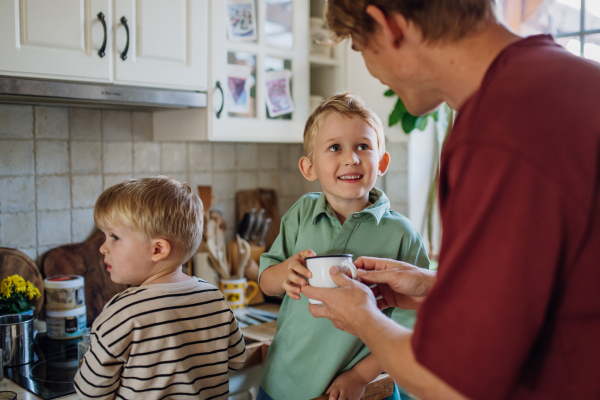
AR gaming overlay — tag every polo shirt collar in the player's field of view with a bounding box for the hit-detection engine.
[311,187,390,225]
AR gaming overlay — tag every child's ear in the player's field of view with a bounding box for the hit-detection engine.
[377,152,390,176]
[299,156,318,181]
[151,239,171,262]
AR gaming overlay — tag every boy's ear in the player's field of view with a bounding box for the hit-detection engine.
[377,152,390,176]
[151,239,171,262]
[299,156,318,181]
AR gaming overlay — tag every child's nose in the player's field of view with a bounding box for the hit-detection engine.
[344,151,360,165]
[99,242,108,255]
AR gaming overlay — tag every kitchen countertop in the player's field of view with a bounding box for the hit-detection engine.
[2,303,394,400]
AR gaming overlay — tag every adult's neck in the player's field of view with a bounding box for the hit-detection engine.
[429,22,522,110]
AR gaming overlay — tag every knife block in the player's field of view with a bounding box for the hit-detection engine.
[249,244,266,263]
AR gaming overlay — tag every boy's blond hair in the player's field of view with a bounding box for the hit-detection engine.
[94,176,203,262]
[303,92,386,160]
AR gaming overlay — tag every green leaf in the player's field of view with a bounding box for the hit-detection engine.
[402,114,418,133]
[384,89,395,97]
[388,98,407,127]
[415,115,429,131]
[393,98,407,115]
[388,112,400,127]
[432,110,439,122]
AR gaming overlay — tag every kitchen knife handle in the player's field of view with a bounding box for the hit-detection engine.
[250,209,266,242]
[120,16,130,61]
[257,218,272,247]
[97,12,107,58]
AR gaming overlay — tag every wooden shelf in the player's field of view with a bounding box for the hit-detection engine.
[309,55,340,67]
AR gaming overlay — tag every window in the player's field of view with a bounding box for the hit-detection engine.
[496,0,600,63]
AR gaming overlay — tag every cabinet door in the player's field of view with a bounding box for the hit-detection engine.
[113,0,208,91]
[0,0,112,82]
[209,0,309,142]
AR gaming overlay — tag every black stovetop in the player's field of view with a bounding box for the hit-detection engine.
[5,333,80,399]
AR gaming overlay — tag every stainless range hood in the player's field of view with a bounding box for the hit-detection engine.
[0,77,207,110]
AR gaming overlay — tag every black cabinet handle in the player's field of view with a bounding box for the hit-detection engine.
[97,12,107,58]
[120,16,130,61]
[215,81,225,119]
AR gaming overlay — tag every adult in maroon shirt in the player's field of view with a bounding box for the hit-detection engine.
[302,1,600,399]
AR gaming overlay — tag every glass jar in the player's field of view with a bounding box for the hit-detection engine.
[78,328,91,368]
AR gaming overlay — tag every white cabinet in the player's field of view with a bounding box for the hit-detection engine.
[154,0,321,142]
[0,0,208,91]
[208,0,310,142]
[113,0,208,91]
[0,0,112,82]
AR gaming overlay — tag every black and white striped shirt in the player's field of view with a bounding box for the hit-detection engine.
[74,278,246,400]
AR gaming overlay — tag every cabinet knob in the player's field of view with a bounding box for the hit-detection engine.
[97,12,107,58]
[120,16,130,61]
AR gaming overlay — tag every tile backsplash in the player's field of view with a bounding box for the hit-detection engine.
[0,104,408,266]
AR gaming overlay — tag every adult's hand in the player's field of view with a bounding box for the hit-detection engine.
[302,266,380,338]
[354,257,436,310]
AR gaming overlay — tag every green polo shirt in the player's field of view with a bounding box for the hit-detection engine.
[258,188,429,400]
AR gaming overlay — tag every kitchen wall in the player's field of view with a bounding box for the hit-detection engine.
[0,104,408,266]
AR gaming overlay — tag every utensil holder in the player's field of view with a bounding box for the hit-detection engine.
[0,314,34,366]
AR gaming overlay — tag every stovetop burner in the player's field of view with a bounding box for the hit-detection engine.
[4,333,80,399]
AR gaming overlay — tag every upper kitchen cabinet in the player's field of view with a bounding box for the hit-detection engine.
[209,0,310,142]
[154,0,310,142]
[0,0,208,91]
[113,0,208,91]
[0,0,112,82]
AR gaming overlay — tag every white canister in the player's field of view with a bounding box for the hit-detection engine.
[46,306,87,339]
[44,275,85,311]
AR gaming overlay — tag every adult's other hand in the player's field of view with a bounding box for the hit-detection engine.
[303,266,380,338]
[354,257,436,310]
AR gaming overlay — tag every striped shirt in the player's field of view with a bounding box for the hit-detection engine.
[74,278,246,400]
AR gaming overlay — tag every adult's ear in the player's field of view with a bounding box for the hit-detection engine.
[299,156,318,181]
[365,5,408,49]
[151,239,171,262]
[377,152,390,176]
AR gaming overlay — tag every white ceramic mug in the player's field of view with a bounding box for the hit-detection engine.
[305,254,357,305]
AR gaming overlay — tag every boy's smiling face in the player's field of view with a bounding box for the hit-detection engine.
[300,113,389,212]
[99,221,155,286]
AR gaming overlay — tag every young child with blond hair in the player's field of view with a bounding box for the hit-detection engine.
[257,93,429,400]
[74,176,246,400]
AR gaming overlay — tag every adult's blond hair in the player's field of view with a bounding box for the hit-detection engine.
[94,176,203,263]
[326,0,496,45]
[304,92,386,160]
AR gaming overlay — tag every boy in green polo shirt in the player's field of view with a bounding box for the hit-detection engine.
[257,93,429,400]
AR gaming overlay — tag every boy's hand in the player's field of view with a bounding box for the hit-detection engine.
[282,249,315,300]
[325,368,369,400]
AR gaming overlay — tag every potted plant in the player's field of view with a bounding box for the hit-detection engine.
[0,274,41,316]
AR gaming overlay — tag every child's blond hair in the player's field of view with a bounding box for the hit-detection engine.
[303,92,386,160]
[94,176,203,262]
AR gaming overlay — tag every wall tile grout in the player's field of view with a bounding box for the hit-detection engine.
[1,105,410,263]
[32,106,39,257]
[67,106,73,245]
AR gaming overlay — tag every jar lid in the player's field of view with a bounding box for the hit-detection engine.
[44,275,84,289]
[46,305,86,318]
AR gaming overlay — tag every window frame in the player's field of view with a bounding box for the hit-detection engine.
[553,0,600,56]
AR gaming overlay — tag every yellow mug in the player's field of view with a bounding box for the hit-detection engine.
[220,278,259,309]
